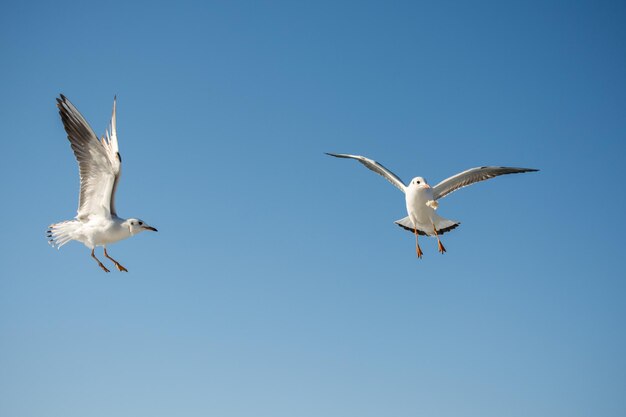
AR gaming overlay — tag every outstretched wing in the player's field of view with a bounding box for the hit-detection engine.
[57,95,122,220]
[101,97,122,216]
[432,166,538,200]
[326,153,406,193]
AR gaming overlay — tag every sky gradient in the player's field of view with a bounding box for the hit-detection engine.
[1,1,625,416]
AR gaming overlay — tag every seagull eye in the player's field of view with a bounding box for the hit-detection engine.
[417,181,421,184]
[139,221,143,225]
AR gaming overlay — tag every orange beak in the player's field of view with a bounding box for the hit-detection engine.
[424,184,431,189]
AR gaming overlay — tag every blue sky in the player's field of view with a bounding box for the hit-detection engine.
[1,1,625,416]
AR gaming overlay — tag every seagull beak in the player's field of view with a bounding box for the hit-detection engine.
[424,184,431,189]
[143,226,158,232]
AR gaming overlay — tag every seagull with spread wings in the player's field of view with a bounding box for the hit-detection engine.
[326,153,537,258]
[47,95,157,272]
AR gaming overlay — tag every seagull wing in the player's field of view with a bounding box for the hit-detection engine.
[326,153,406,193]
[57,95,122,220]
[432,166,538,200]
[101,97,122,217]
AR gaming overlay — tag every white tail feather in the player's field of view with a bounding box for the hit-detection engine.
[47,220,80,249]
[394,216,460,236]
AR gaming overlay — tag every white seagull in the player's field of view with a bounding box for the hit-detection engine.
[326,153,538,258]
[47,95,157,272]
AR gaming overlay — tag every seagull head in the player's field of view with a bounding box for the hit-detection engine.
[126,218,158,235]
[409,176,430,189]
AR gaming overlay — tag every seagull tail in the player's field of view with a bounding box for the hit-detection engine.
[394,216,460,236]
[47,220,80,249]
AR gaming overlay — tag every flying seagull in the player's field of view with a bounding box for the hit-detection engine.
[47,95,157,272]
[326,153,537,258]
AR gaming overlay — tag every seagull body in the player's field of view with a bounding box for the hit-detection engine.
[47,95,157,272]
[404,178,454,234]
[326,152,537,258]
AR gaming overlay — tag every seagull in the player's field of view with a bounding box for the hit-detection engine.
[47,95,157,272]
[326,153,538,258]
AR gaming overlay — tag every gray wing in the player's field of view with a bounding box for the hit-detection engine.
[57,95,121,220]
[433,166,539,200]
[326,153,406,193]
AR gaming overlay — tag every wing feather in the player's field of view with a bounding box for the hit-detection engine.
[326,153,406,193]
[56,95,122,220]
[101,96,122,216]
[432,166,538,200]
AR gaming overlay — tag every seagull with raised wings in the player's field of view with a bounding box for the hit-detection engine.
[47,95,157,272]
[326,153,537,258]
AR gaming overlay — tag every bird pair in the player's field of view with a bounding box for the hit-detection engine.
[48,95,537,271]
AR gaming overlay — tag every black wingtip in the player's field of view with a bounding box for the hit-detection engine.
[495,166,540,173]
[56,94,69,110]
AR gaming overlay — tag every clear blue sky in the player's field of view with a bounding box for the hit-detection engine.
[1,1,625,416]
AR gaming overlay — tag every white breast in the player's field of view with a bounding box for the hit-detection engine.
[405,186,436,227]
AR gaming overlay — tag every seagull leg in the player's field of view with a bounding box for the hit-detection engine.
[91,249,110,273]
[104,247,128,272]
[433,224,446,254]
[414,227,423,259]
